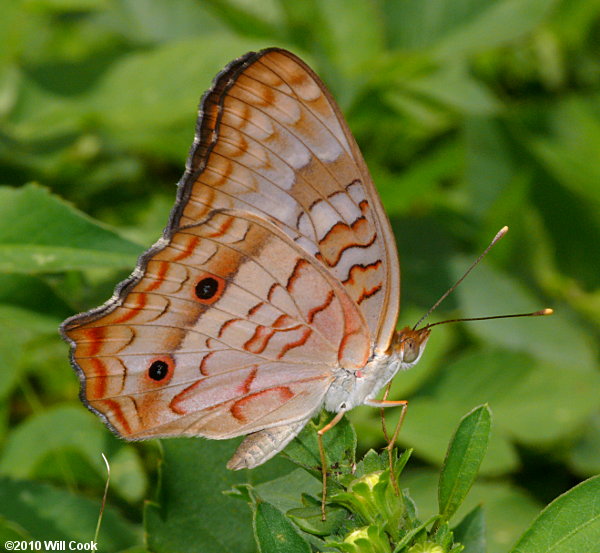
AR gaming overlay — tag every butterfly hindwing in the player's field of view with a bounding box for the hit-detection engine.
[63,210,370,439]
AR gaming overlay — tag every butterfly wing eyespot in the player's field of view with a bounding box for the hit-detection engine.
[194,275,225,303]
[196,277,218,299]
[147,358,173,382]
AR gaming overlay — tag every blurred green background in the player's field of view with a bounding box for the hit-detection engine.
[0,0,599,552]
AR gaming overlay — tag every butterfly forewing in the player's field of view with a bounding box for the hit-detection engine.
[177,49,399,351]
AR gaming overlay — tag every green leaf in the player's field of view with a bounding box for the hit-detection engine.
[254,468,321,513]
[569,413,600,476]
[464,118,518,218]
[0,304,60,398]
[385,0,557,53]
[106,446,148,503]
[20,0,109,12]
[0,184,142,273]
[401,63,500,116]
[254,501,311,553]
[395,344,600,478]
[528,96,600,205]
[111,0,230,44]
[145,439,251,553]
[90,36,268,159]
[491,359,600,445]
[318,0,385,81]
[375,142,462,216]
[396,397,517,476]
[0,477,140,552]
[0,405,147,502]
[0,274,71,316]
[438,405,491,522]
[0,405,106,478]
[453,505,486,553]
[509,475,600,553]
[403,469,542,553]
[284,413,356,473]
[144,438,292,553]
[203,0,282,39]
[423,349,600,447]
[433,0,559,58]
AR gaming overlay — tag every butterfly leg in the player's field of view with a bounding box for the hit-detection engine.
[365,399,409,495]
[317,410,346,520]
[379,381,393,442]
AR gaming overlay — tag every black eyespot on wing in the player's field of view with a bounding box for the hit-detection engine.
[193,275,225,304]
[195,277,219,300]
[149,360,169,381]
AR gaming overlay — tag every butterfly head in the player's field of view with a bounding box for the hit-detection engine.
[392,326,431,367]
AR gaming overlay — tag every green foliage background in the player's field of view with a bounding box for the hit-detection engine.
[0,0,599,551]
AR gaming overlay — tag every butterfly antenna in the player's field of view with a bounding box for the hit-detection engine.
[424,308,553,330]
[413,226,510,330]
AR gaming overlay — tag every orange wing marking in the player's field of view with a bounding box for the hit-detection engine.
[230,386,294,422]
[243,323,305,355]
[317,218,377,268]
[244,325,275,354]
[277,327,311,359]
[205,214,234,238]
[247,301,264,317]
[80,327,106,357]
[306,290,335,324]
[85,358,108,399]
[95,398,133,435]
[218,318,241,339]
[172,235,201,261]
[357,284,383,305]
[236,365,258,395]
[285,258,310,291]
[111,293,148,324]
[342,260,382,284]
[144,261,170,292]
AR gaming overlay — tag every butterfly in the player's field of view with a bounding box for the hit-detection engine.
[61,48,434,474]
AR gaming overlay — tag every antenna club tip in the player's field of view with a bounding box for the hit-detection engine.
[492,226,509,244]
[539,308,554,316]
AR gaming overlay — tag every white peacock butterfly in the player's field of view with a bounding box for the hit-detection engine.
[61,48,552,515]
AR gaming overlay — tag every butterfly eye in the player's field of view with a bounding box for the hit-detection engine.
[148,360,170,381]
[402,339,419,364]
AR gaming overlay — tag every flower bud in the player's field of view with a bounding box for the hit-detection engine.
[331,470,404,541]
[407,543,445,553]
[330,525,392,553]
